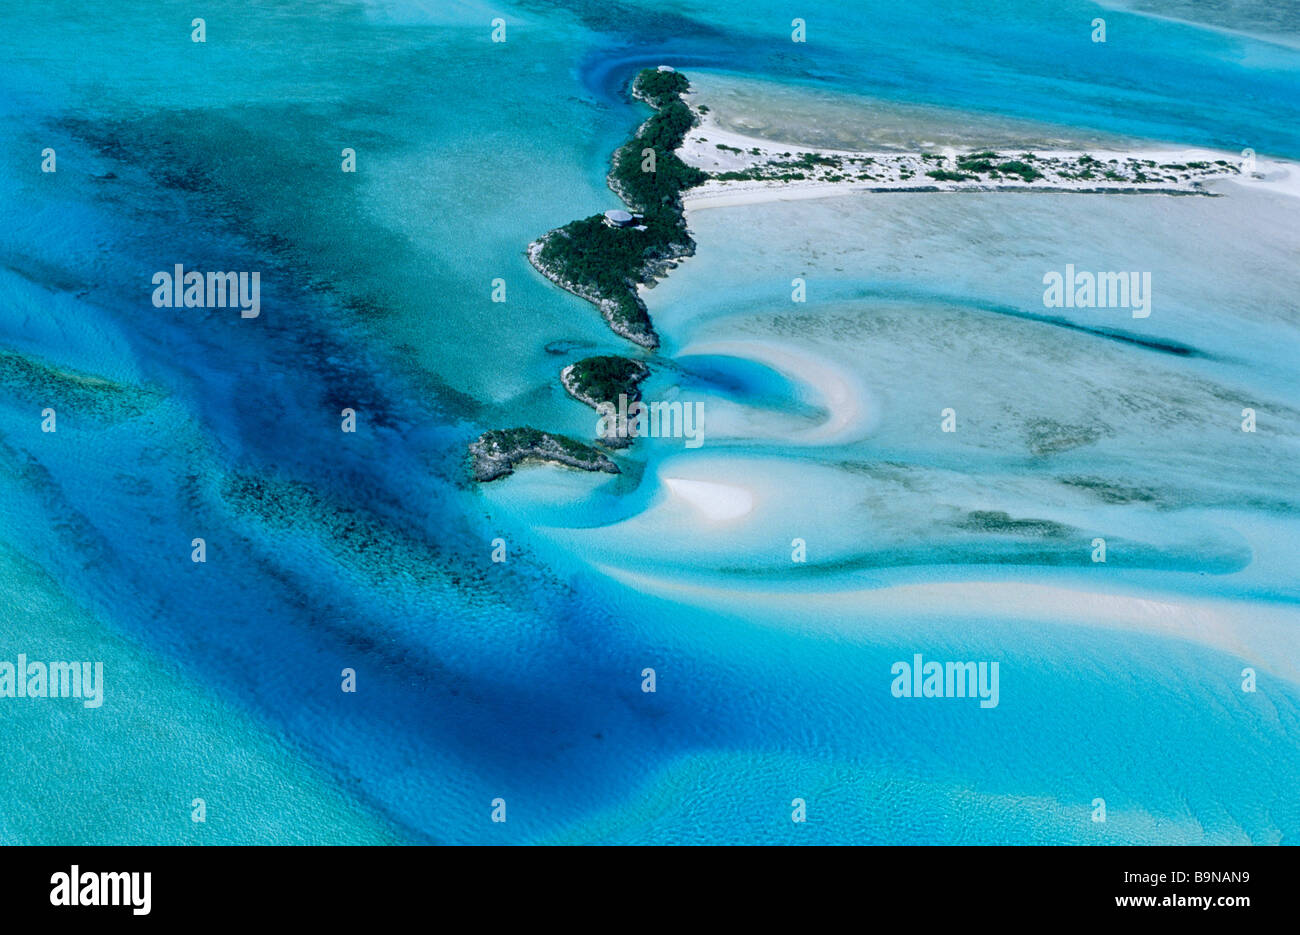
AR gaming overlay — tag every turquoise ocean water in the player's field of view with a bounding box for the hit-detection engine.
[0,0,1298,843]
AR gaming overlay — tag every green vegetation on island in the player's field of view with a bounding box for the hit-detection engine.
[994,159,1043,182]
[561,355,650,408]
[531,67,706,348]
[468,427,619,482]
[477,68,706,482]
[926,168,976,182]
[561,355,651,448]
[955,151,999,173]
[706,142,1224,191]
[632,67,690,107]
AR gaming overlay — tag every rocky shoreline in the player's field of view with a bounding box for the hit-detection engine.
[472,67,704,482]
[524,67,703,351]
[560,356,651,449]
[468,428,619,482]
[525,239,659,348]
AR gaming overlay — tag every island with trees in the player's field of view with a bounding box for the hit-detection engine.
[471,68,702,482]
[527,67,707,349]
[471,68,735,481]
[560,355,651,448]
[468,427,620,482]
